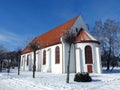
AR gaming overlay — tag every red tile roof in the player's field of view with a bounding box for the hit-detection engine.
[76,29,92,42]
[76,29,100,44]
[22,16,78,54]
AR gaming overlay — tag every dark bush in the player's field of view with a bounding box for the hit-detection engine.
[74,72,92,82]
[74,72,81,82]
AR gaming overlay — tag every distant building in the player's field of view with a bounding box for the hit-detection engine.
[21,15,102,74]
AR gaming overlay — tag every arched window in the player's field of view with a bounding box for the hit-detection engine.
[55,46,60,64]
[85,46,93,64]
[27,55,29,66]
[43,50,46,65]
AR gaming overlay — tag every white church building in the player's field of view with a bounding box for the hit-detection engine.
[21,15,102,74]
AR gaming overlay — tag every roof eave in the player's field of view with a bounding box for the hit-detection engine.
[75,40,100,45]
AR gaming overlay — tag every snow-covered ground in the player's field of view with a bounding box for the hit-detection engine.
[0,68,120,90]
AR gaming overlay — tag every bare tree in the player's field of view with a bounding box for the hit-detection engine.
[92,19,120,70]
[64,30,77,83]
[110,56,119,71]
[6,51,16,73]
[0,53,5,72]
[16,49,22,75]
[29,42,39,78]
[6,52,11,73]
[0,45,7,72]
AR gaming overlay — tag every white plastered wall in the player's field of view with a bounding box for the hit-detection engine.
[21,52,34,71]
[96,47,102,73]
[40,44,63,73]
[70,15,88,33]
[62,42,76,73]
[21,44,63,73]
[75,42,102,73]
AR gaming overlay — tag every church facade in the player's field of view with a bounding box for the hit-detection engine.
[20,16,102,74]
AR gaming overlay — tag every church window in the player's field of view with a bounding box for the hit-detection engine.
[43,50,46,65]
[55,46,60,64]
[27,55,29,66]
[85,46,93,64]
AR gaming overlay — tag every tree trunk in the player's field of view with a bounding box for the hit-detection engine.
[106,59,110,70]
[18,55,20,75]
[106,48,111,71]
[33,51,36,78]
[66,44,71,83]
[7,59,10,73]
[0,61,2,72]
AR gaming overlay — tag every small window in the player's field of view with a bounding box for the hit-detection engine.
[43,50,46,65]
[85,46,93,64]
[55,46,60,64]
[27,55,29,66]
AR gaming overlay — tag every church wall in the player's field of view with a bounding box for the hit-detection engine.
[75,42,102,73]
[62,43,76,73]
[71,15,88,32]
[40,44,63,73]
[21,52,34,71]
[21,42,101,74]
[20,44,63,73]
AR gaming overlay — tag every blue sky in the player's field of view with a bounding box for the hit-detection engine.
[0,0,120,51]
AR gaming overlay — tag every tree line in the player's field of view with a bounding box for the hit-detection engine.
[91,19,120,71]
[0,45,21,74]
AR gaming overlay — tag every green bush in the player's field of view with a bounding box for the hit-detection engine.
[74,72,92,82]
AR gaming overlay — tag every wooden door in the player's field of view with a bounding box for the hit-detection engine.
[87,65,92,73]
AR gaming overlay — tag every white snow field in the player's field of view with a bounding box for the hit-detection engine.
[0,68,120,90]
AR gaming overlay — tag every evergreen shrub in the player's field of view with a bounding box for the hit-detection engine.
[74,72,92,82]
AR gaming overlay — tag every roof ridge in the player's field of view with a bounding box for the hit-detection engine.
[22,16,78,54]
[36,16,78,38]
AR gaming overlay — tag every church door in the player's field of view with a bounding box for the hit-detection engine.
[87,65,92,73]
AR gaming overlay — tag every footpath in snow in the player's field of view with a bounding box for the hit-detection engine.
[0,68,120,90]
